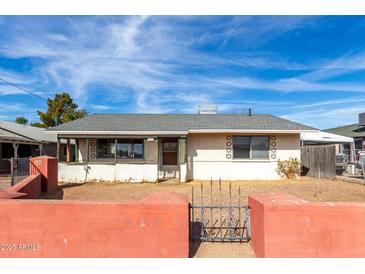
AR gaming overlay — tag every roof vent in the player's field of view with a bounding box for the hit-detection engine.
[198,104,218,114]
[359,112,365,126]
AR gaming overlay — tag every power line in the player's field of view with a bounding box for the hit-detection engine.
[0,77,47,102]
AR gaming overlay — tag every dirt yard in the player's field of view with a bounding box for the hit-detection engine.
[42,177,365,203]
[40,177,365,258]
[0,176,10,190]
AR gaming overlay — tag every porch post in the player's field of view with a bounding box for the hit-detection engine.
[178,137,187,183]
[74,139,79,162]
[12,143,18,159]
[115,139,117,164]
[66,139,71,162]
[39,143,43,156]
[351,141,356,162]
[86,139,89,163]
[157,137,160,183]
[56,136,60,161]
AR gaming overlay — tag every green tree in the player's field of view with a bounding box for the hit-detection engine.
[30,122,46,128]
[37,92,87,127]
[15,116,28,125]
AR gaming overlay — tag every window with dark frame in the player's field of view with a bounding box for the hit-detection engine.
[96,139,116,159]
[96,138,144,160]
[116,139,144,159]
[232,136,269,159]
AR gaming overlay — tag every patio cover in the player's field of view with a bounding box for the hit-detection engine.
[301,131,354,144]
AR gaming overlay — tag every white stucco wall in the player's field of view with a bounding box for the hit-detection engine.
[179,163,187,183]
[77,139,87,162]
[115,163,158,182]
[186,133,300,180]
[59,133,300,182]
[58,162,158,183]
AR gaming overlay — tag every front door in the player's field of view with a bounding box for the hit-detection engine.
[159,138,179,179]
[162,138,178,165]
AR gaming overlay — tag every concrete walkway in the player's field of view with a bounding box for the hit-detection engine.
[336,175,365,185]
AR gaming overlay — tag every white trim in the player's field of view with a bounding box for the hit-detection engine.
[191,159,276,163]
[188,129,318,134]
[0,139,41,145]
[46,130,189,135]
[46,129,318,135]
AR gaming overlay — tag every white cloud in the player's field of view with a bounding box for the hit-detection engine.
[89,104,113,111]
[109,16,149,57]
[282,105,365,129]
[0,15,364,129]
[294,96,365,109]
[0,15,321,107]
[300,50,365,82]
[206,76,365,94]
[0,68,39,95]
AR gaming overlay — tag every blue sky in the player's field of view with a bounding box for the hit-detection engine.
[1,16,365,129]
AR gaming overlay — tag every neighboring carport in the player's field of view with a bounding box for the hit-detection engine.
[0,129,41,175]
[301,131,355,160]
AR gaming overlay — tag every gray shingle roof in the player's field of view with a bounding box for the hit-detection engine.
[324,123,365,138]
[0,121,57,143]
[47,114,316,133]
[0,127,34,142]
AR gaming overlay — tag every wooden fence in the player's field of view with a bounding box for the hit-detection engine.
[301,145,336,179]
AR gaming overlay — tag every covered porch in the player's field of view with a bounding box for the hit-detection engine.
[0,138,42,175]
[56,135,187,183]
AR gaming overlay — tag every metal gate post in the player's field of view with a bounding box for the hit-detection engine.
[191,186,194,242]
[246,206,250,240]
[10,157,14,186]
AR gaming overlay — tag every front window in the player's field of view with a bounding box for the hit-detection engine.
[233,136,269,159]
[116,139,144,159]
[96,138,144,160]
[97,139,116,159]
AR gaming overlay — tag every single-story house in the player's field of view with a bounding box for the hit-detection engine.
[0,121,74,174]
[46,113,317,183]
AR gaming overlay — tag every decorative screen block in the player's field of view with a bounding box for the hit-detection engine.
[226,135,232,159]
[89,139,97,160]
[270,136,277,159]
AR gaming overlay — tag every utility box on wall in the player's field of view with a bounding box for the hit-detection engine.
[30,156,58,192]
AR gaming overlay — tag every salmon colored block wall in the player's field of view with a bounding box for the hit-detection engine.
[0,174,41,199]
[7,174,41,199]
[248,192,365,258]
[30,156,58,192]
[0,192,189,258]
[248,195,265,257]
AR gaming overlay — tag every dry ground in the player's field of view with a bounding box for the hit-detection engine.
[43,177,365,203]
[0,176,10,190]
[40,177,365,258]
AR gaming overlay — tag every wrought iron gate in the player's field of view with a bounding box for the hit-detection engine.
[10,157,30,186]
[190,180,250,242]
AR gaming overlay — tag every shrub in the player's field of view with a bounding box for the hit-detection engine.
[276,157,301,179]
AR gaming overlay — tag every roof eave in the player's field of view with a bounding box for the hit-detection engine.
[46,130,189,135]
[46,129,318,135]
[188,129,318,133]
